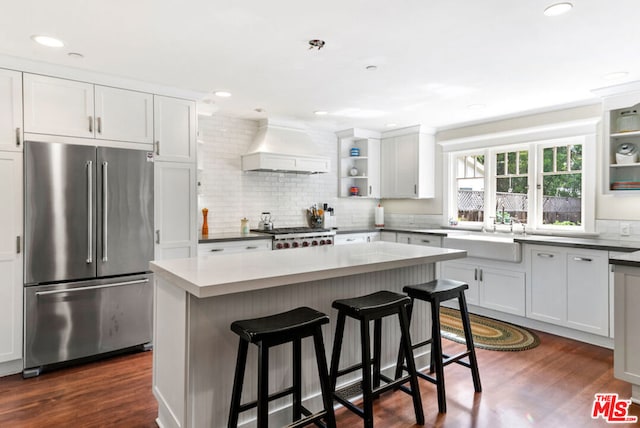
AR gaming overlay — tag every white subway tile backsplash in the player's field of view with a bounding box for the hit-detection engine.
[197,115,378,234]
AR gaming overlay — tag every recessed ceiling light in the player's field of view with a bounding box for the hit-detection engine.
[602,71,629,81]
[314,110,328,116]
[467,103,486,110]
[31,35,65,48]
[214,91,232,98]
[365,65,378,71]
[543,2,573,16]
[67,52,84,59]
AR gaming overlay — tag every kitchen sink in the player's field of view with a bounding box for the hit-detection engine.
[442,233,522,262]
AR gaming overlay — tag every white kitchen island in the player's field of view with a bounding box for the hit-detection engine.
[150,242,466,428]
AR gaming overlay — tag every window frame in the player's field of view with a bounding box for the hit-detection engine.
[446,135,594,233]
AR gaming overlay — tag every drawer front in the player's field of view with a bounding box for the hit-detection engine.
[198,239,272,255]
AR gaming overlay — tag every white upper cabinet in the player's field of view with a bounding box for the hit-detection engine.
[24,73,154,144]
[380,125,435,198]
[94,85,153,144]
[0,69,23,152]
[153,95,196,163]
[24,73,94,139]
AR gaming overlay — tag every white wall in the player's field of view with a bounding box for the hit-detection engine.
[197,115,378,234]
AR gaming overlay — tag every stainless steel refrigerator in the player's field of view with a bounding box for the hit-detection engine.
[23,140,154,377]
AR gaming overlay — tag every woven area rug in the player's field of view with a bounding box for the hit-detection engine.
[439,307,540,351]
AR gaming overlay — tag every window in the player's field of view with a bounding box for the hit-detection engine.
[448,136,591,232]
[539,142,582,226]
[495,150,528,224]
[454,154,485,223]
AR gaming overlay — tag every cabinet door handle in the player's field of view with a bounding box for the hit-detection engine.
[210,248,224,252]
[89,116,93,133]
[479,268,483,282]
[156,230,160,244]
[97,117,102,134]
[346,238,356,242]
[421,239,431,243]
[155,141,160,155]
[474,268,478,281]
[414,184,417,195]
[369,185,372,194]
[245,246,258,250]
[15,127,20,147]
[573,257,592,262]
[537,253,554,258]
[16,236,21,254]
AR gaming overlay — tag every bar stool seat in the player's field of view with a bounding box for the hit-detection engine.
[228,306,336,428]
[395,279,482,414]
[329,291,424,428]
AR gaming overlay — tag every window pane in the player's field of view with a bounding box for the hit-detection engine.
[496,153,505,175]
[519,151,528,174]
[542,173,582,225]
[496,177,510,192]
[508,152,517,175]
[456,154,484,223]
[570,145,582,171]
[556,146,568,172]
[543,148,554,173]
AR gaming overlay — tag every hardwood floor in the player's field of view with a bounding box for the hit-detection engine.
[0,331,638,427]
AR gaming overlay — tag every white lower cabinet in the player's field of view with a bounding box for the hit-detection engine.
[613,264,640,402]
[334,232,379,245]
[527,245,609,336]
[198,239,272,255]
[380,231,397,242]
[396,232,442,247]
[441,260,525,316]
[0,151,22,366]
[154,162,197,260]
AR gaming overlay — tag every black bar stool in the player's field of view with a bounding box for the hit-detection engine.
[228,306,336,428]
[395,279,482,413]
[329,290,424,428]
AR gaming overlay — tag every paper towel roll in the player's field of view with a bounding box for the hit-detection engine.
[375,205,384,227]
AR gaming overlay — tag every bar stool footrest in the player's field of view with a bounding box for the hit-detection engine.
[442,351,472,368]
[237,386,295,413]
[285,409,329,428]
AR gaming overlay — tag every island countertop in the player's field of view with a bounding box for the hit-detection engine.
[150,241,466,298]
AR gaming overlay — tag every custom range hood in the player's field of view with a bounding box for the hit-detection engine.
[241,120,330,174]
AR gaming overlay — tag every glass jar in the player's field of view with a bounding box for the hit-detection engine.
[240,218,249,234]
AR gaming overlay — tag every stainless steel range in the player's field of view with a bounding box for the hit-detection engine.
[252,227,336,250]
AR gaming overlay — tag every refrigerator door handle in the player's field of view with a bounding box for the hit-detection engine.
[35,278,150,296]
[102,161,108,262]
[86,160,93,264]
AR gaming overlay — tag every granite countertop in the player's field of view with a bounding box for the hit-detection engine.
[199,227,640,253]
[150,242,466,298]
[610,251,640,267]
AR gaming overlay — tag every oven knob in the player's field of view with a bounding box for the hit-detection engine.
[292,242,299,248]
[326,239,332,245]
[276,243,283,249]
[302,241,310,247]
[312,240,318,246]
[283,242,290,249]
[319,239,326,245]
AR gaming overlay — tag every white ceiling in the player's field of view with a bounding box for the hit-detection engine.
[1,1,639,132]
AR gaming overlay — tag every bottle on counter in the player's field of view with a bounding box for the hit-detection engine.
[241,217,249,235]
